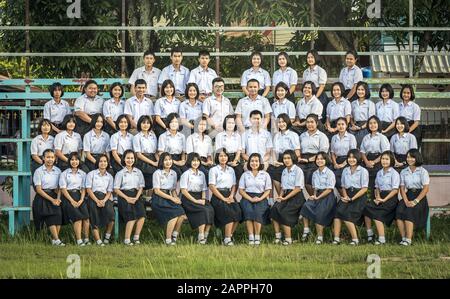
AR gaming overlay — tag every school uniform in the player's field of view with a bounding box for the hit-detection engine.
[241,129,273,160]
[376,99,399,140]
[102,98,125,135]
[85,169,115,229]
[209,165,242,227]
[43,99,72,131]
[235,95,272,129]
[299,130,330,185]
[73,94,105,135]
[129,66,161,97]
[360,132,390,190]
[180,169,215,229]
[179,100,203,133]
[30,134,54,176]
[109,131,134,173]
[214,131,244,181]
[153,97,182,137]
[83,129,111,171]
[123,96,154,126]
[151,169,185,225]
[268,130,300,182]
[330,132,357,188]
[53,130,83,171]
[133,131,158,189]
[158,64,190,95]
[273,67,298,101]
[239,170,272,224]
[396,166,430,228]
[59,168,89,224]
[114,167,146,222]
[241,67,271,95]
[271,98,296,123]
[270,165,306,227]
[399,101,422,145]
[326,98,352,128]
[295,96,324,134]
[339,65,363,101]
[336,166,369,225]
[157,131,186,178]
[302,65,329,119]
[363,167,400,226]
[300,167,337,226]
[188,66,218,95]
[350,99,376,147]
[185,133,214,179]
[32,165,62,229]
[202,95,234,132]
[390,133,418,169]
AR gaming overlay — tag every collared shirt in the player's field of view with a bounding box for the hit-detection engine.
[179,100,203,121]
[110,131,134,155]
[133,131,158,154]
[180,168,208,192]
[202,95,234,127]
[31,135,54,156]
[241,129,273,158]
[59,168,86,190]
[83,129,111,154]
[360,132,390,154]
[157,131,185,154]
[239,170,272,193]
[43,99,72,124]
[271,98,296,119]
[54,130,83,155]
[273,130,300,156]
[327,98,352,121]
[375,167,400,191]
[339,65,363,90]
[399,101,421,121]
[129,66,161,96]
[214,131,242,153]
[103,98,125,121]
[124,96,154,122]
[281,165,305,190]
[74,94,104,115]
[331,132,357,156]
[153,97,181,118]
[209,165,236,189]
[296,96,323,120]
[85,169,114,193]
[185,133,213,158]
[188,66,218,94]
[113,167,145,190]
[341,166,369,189]
[302,65,327,88]
[152,169,178,190]
[299,130,329,154]
[312,167,336,189]
[390,133,418,155]
[240,67,271,89]
[400,167,430,189]
[33,165,61,189]
[351,99,376,122]
[158,64,190,94]
[273,67,298,87]
[376,99,399,123]
[235,95,272,128]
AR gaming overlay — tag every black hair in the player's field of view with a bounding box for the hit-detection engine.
[90,113,105,130]
[212,77,225,86]
[306,113,319,125]
[185,83,199,100]
[198,50,210,57]
[214,147,229,165]
[186,152,201,169]
[95,153,110,170]
[315,151,331,167]
[49,82,64,98]
[170,47,183,56]
[248,153,264,171]
[277,51,291,67]
[407,148,424,167]
[68,152,81,169]
[347,149,362,166]
[345,50,359,60]
[158,152,172,170]
[356,81,371,99]
[222,114,237,132]
[137,115,153,132]
[277,113,292,130]
[379,83,394,100]
[61,114,77,131]
[381,150,396,168]
[121,149,136,167]
[42,148,55,158]
[109,82,124,98]
[395,116,410,133]
[282,150,297,166]
[247,78,260,87]
[274,82,290,99]
[38,118,53,135]
[400,84,416,102]
[331,82,345,99]
[195,116,209,136]
[306,49,321,66]
[143,50,156,58]
[249,110,263,118]
[302,81,317,96]
[336,117,348,127]
[165,113,180,130]
[82,80,99,95]
[367,115,382,133]
[161,79,176,97]
[250,51,263,65]
[134,79,147,87]
[115,114,131,131]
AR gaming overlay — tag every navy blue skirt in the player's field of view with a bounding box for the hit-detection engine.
[135,153,158,190]
[240,192,271,225]
[117,189,146,222]
[270,190,305,227]
[61,189,89,224]
[299,153,318,185]
[335,188,368,225]
[363,190,398,226]
[150,190,185,226]
[181,191,215,229]
[349,121,368,148]
[211,189,242,228]
[332,156,347,189]
[88,191,115,229]
[300,189,337,226]
[32,189,62,229]
[395,189,428,229]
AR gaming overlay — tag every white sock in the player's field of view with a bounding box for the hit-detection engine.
[275,232,282,239]
[105,233,111,240]
[83,238,89,243]
[172,231,179,239]
[204,232,209,239]
[367,229,374,237]
[334,236,340,242]
[96,239,103,245]
[165,238,172,244]
[198,233,205,241]
[285,237,292,243]
[378,236,386,243]
[303,227,310,234]
[317,236,323,241]
[77,239,83,245]
[402,237,406,242]
[255,235,261,241]
[405,238,412,244]
[352,238,359,244]
[133,235,139,241]
[248,234,255,241]
[124,239,131,244]
[224,237,232,243]
[53,239,62,245]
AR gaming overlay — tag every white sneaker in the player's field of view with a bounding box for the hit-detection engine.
[133,240,141,245]
[315,238,323,245]
[103,239,110,245]
[248,240,255,245]
[274,238,281,244]
[254,239,261,246]
[400,240,411,246]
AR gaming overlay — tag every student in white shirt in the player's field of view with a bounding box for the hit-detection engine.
[188,50,218,101]
[339,50,363,102]
[129,50,161,98]
[158,47,190,97]
[43,82,71,134]
[74,80,104,136]
[303,49,329,120]
[103,82,125,135]
[272,52,298,101]
[31,118,55,177]
[241,51,271,97]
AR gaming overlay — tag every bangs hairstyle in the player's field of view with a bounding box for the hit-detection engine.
[186,152,201,168]
[198,50,210,57]
[170,47,183,56]
[336,117,348,127]
[400,84,416,101]
[302,81,317,96]
[143,50,156,58]
[306,113,319,125]
[165,113,180,130]
[277,51,291,67]
[247,78,260,87]
[109,82,124,98]
[367,115,382,133]
[274,82,290,99]
[195,116,209,135]
[250,51,263,64]
[161,79,176,97]
[248,153,264,171]
[90,113,105,130]
[42,148,55,158]
[214,147,229,165]
[61,114,77,130]
[395,116,410,133]
[68,151,81,168]
[379,83,394,99]
[137,115,153,132]
[381,150,396,168]
[331,82,345,98]
[277,113,292,130]
[306,49,321,66]
[38,118,53,134]
[356,81,371,99]
[250,109,263,118]
[347,149,362,165]
[95,154,110,169]
[407,148,424,167]
[49,82,64,97]
[212,77,225,86]
[222,114,237,131]
[185,83,199,100]
[158,152,172,169]
[115,114,131,131]
[282,150,297,165]
[345,50,359,60]
[82,80,99,95]
[121,149,136,167]
[315,151,331,167]
[134,79,147,87]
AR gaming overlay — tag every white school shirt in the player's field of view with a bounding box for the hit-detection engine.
[312,167,336,190]
[235,95,272,128]
[132,131,158,154]
[74,94,104,115]
[185,133,213,158]
[239,170,272,193]
[152,169,178,190]
[375,167,400,191]
[85,169,114,194]
[158,64,190,94]
[272,67,298,87]
[273,130,300,156]
[330,132,357,157]
[326,98,352,121]
[399,101,421,121]
[157,131,186,155]
[31,135,54,156]
[296,96,323,120]
[83,130,111,154]
[103,98,125,122]
[188,66,218,94]
[109,131,134,155]
[302,65,328,88]
[59,168,86,190]
[179,100,203,121]
[202,95,234,127]
[43,99,71,124]
[341,166,369,189]
[390,133,418,155]
[400,167,430,189]
[241,129,273,158]
[33,165,61,189]
[351,99,376,122]
[214,131,242,153]
[339,65,363,90]
[240,67,271,89]
[153,97,181,118]
[271,98,296,119]
[129,66,161,97]
[113,167,145,190]
[376,99,399,123]
[209,165,236,189]
[124,96,154,122]
[360,132,390,154]
[180,168,208,192]
[54,131,83,155]
[299,130,329,154]
[281,165,305,190]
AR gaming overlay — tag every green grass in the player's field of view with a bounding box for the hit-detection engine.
[1,215,449,279]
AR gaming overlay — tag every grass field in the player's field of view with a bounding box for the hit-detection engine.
[1,214,449,279]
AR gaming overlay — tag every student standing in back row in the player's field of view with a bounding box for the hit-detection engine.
[74,80,104,136]
[129,50,161,99]
[158,47,190,97]
[302,50,328,120]
[241,51,271,97]
[273,52,298,101]
[43,82,71,135]
[188,50,218,101]
[339,50,363,102]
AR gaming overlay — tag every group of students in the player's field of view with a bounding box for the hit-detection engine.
[30,47,428,247]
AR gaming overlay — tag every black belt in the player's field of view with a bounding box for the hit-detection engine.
[408,188,422,194]
[346,187,361,193]
[366,152,381,160]
[217,188,230,192]
[160,189,172,194]
[354,121,366,126]
[42,188,57,193]
[336,155,347,163]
